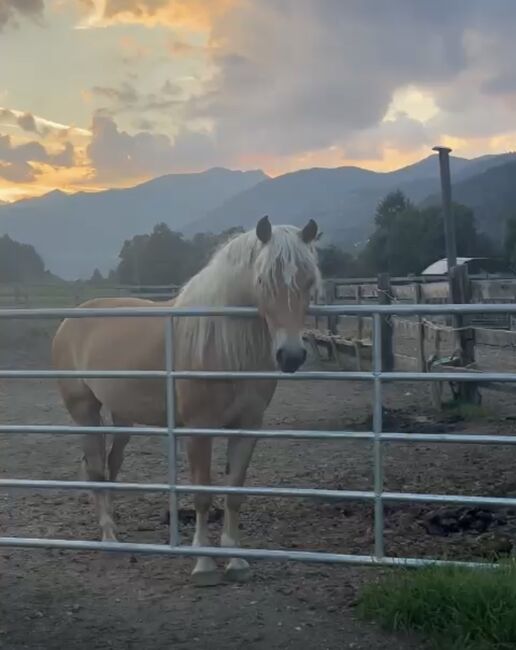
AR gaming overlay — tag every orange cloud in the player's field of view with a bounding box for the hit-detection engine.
[78,0,235,30]
[167,37,205,57]
[119,34,151,59]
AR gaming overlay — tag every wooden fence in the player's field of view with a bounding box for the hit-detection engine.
[4,276,516,405]
[306,271,516,405]
[0,283,179,308]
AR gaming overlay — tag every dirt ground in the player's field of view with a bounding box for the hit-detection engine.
[2,325,516,650]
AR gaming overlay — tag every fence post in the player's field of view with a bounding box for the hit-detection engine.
[355,285,363,340]
[377,273,394,371]
[325,280,338,335]
[449,265,480,404]
[414,283,426,372]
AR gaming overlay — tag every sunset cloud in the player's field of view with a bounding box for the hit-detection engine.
[0,0,44,31]
[0,134,76,183]
[87,113,176,181]
[0,107,91,139]
[77,0,234,30]
[91,82,139,105]
[16,112,38,133]
[4,0,516,203]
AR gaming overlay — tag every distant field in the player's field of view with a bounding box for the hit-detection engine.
[0,283,177,309]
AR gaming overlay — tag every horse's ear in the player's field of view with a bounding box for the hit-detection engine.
[300,219,318,243]
[256,215,272,244]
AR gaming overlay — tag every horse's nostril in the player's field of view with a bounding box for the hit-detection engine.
[276,347,307,373]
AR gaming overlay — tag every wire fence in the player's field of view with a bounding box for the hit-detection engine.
[1,302,516,569]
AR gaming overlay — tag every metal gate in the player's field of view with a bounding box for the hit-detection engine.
[1,302,516,569]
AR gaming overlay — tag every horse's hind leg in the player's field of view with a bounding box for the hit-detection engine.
[63,384,118,543]
[81,429,119,542]
[108,415,131,481]
[221,432,259,582]
[83,415,130,542]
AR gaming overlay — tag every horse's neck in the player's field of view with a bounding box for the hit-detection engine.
[173,266,272,371]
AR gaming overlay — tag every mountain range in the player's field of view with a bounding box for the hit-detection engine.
[1,153,515,279]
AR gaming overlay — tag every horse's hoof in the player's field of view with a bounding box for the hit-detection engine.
[191,569,221,587]
[191,557,221,587]
[224,559,252,583]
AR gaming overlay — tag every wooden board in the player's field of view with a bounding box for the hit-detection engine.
[471,279,516,302]
[391,284,417,301]
[420,282,449,302]
[475,327,516,348]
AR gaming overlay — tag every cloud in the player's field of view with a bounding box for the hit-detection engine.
[91,82,139,105]
[0,106,91,138]
[182,0,474,163]
[72,0,489,172]
[167,38,205,57]
[86,113,221,181]
[0,108,15,121]
[162,80,181,96]
[8,0,516,194]
[77,0,234,30]
[0,0,44,30]
[89,80,183,116]
[334,113,432,164]
[134,118,157,131]
[0,133,76,182]
[0,161,35,182]
[87,113,174,180]
[16,112,38,133]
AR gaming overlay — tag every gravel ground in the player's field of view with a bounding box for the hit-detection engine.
[2,325,516,649]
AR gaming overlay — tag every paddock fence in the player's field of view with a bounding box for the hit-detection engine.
[1,302,516,569]
[305,271,516,405]
[0,282,179,308]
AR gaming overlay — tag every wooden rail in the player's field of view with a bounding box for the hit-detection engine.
[308,272,516,406]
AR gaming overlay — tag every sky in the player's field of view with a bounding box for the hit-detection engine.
[1,0,516,202]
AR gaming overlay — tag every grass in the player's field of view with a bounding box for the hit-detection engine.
[442,399,491,421]
[358,563,516,650]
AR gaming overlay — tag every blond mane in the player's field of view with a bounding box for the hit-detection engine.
[173,225,321,371]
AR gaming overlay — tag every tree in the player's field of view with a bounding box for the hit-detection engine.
[117,234,150,284]
[89,268,104,284]
[0,235,47,282]
[374,189,411,229]
[141,224,194,285]
[317,245,357,278]
[504,216,516,266]
[114,225,245,286]
[359,193,495,276]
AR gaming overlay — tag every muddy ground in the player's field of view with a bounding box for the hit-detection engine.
[1,324,516,649]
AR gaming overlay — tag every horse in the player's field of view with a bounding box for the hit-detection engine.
[51,216,321,585]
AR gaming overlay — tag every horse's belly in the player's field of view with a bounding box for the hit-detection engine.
[177,379,277,428]
[88,378,167,426]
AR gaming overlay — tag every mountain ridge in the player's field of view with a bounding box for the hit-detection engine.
[1,154,515,279]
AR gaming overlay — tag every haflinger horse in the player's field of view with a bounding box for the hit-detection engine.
[52,215,321,585]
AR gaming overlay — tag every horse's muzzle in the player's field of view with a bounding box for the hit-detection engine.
[276,347,307,373]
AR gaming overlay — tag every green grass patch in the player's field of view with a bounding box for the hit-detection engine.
[358,563,516,649]
[442,399,491,421]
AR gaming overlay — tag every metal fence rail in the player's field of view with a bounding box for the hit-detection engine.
[2,303,516,569]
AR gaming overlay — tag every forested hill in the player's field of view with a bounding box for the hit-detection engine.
[423,159,516,243]
[0,234,51,282]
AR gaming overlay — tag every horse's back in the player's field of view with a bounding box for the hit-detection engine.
[52,296,167,371]
[52,296,170,424]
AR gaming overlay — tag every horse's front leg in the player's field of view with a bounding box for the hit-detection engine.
[222,434,258,582]
[186,436,220,586]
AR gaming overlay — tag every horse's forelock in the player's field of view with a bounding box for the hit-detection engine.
[253,226,321,298]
